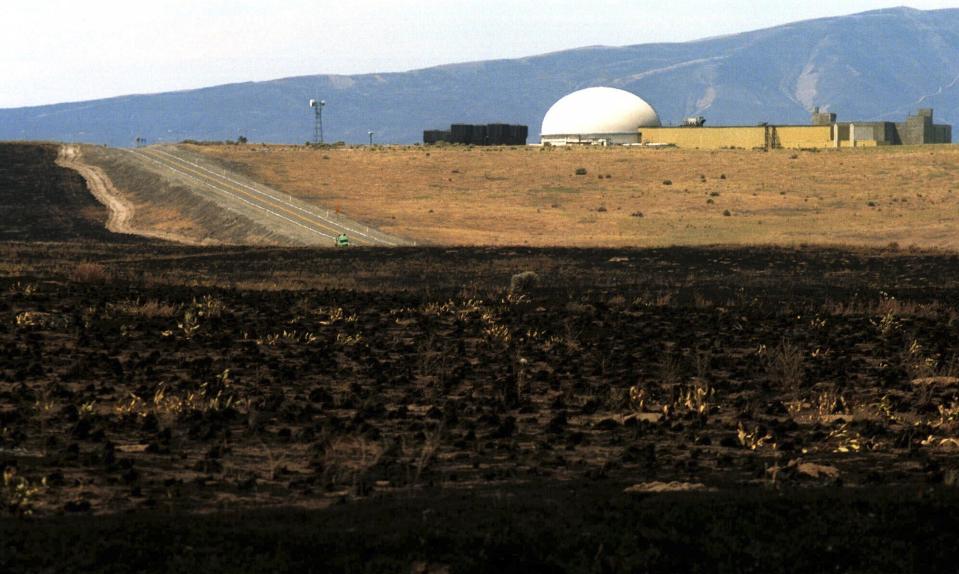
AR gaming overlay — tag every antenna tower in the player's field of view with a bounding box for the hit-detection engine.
[309,99,325,144]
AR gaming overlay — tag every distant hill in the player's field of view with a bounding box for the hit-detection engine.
[4,7,959,146]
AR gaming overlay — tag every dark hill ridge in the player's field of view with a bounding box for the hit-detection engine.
[3,7,959,146]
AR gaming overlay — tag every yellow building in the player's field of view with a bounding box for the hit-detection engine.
[637,109,950,150]
[639,124,839,150]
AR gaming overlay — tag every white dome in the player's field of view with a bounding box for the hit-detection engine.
[541,87,661,137]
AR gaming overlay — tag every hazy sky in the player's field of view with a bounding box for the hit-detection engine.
[3,1,958,108]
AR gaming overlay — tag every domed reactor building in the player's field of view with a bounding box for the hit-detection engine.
[540,87,661,146]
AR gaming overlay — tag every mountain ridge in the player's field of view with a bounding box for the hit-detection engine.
[3,7,959,145]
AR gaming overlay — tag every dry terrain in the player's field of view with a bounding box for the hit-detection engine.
[195,143,959,248]
[6,142,959,572]
[78,146,289,246]
[80,145,406,248]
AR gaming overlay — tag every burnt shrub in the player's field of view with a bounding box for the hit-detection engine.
[510,271,539,293]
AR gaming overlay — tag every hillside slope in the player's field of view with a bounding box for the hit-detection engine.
[0,143,129,242]
[3,7,959,145]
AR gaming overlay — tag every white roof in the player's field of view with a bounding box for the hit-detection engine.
[541,87,661,136]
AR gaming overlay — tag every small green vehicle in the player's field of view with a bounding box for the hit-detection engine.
[335,233,350,247]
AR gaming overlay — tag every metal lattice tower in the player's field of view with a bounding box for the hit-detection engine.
[310,99,325,144]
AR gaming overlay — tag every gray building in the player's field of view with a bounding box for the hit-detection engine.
[812,107,952,145]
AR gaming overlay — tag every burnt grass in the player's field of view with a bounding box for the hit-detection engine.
[4,144,959,571]
[0,143,141,243]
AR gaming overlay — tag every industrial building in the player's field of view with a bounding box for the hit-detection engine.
[640,108,952,149]
[424,123,528,145]
[537,86,952,149]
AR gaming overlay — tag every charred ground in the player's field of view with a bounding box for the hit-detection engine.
[3,143,959,572]
[0,143,141,244]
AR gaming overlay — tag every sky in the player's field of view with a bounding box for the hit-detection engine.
[3,0,959,108]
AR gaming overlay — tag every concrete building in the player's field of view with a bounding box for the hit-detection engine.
[540,87,661,146]
[639,108,951,150]
[812,107,952,146]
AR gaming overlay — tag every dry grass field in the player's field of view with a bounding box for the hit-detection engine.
[193,143,959,248]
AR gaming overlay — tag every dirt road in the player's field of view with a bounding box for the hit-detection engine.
[56,145,134,233]
[56,145,211,245]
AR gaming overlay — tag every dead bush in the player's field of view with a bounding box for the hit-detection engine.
[106,298,179,319]
[767,340,805,395]
[68,262,111,284]
[510,271,539,293]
